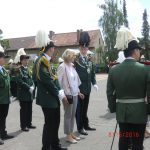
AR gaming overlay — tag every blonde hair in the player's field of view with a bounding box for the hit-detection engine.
[62,49,76,62]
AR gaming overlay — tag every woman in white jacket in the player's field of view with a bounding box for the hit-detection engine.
[57,49,84,144]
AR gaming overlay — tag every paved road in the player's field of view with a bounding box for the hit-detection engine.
[0,74,150,150]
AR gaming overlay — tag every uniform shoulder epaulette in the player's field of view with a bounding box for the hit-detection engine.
[40,56,50,68]
[36,55,57,81]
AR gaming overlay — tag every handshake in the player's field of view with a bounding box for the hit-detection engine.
[29,86,34,94]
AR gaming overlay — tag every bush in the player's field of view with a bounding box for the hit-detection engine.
[99,64,107,73]
[95,63,107,73]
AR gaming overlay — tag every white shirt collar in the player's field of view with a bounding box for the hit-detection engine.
[126,57,135,60]
[22,65,27,69]
[44,53,51,61]
[80,53,87,59]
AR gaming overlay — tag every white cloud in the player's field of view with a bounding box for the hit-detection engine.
[0,0,149,39]
[0,0,102,38]
[126,0,144,37]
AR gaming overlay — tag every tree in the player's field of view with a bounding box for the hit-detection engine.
[123,0,129,27]
[99,0,124,54]
[96,46,105,64]
[141,9,150,59]
[0,29,10,50]
[0,39,10,49]
[0,29,3,39]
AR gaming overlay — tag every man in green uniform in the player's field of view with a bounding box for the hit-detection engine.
[75,31,98,135]
[0,51,14,145]
[34,30,67,150]
[17,54,36,131]
[107,27,150,150]
[9,63,19,101]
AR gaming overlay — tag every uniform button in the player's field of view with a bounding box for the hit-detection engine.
[46,92,48,94]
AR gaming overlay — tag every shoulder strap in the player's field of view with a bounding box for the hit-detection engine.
[65,66,73,95]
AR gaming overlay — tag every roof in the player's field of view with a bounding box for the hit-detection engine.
[6,29,101,51]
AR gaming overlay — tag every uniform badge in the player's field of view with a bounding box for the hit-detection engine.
[87,67,91,74]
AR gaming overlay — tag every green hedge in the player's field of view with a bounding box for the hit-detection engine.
[99,64,106,73]
[95,63,107,73]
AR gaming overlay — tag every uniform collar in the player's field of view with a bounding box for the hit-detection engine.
[124,59,137,62]
[44,53,51,61]
[22,65,27,69]
[126,57,135,60]
[80,53,87,59]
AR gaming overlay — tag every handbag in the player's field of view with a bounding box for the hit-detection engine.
[66,95,73,104]
[65,67,73,104]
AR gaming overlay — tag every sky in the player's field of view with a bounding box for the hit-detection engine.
[0,0,150,38]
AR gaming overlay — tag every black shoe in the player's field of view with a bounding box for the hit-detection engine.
[51,146,67,150]
[21,127,29,132]
[57,148,67,150]
[52,148,67,150]
[1,134,14,140]
[27,125,36,129]
[0,139,4,145]
[84,126,96,131]
[78,129,88,135]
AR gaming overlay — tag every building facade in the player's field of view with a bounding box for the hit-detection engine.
[6,29,105,64]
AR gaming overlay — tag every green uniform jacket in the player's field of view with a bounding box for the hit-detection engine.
[35,54,60,108]
[9,67,19,82]
[17,66,34,102]
[107,59,150,124]
[32,56,41,84]
[0,68,10,104]
[74,53,96,95]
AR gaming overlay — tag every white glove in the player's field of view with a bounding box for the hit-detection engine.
[93,84,99,92]
[58,89,65,101]
[29,86,34,94]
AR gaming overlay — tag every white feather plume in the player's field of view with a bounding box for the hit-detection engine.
[0,44,4,53]
[8,59,14,64]
[58,57,64,63]
[35,30,50,47]
[14,48,26,64]
[114,26,138,50]
[141,55,145,59]
[70,49,94,55]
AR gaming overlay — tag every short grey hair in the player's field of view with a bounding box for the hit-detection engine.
[62,49,76,61]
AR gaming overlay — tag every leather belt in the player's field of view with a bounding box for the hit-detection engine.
[116,98,145,103]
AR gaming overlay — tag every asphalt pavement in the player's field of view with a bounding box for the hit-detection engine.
[0,74,150,150]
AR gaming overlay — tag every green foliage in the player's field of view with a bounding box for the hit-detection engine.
[52,63,59,69]
[140,9,150,60]
[99,0,124,51]
[123,0,129,27]
[138,37,150,60]
[99,63,106,73]
[96,46,106,64]
[0,29,10,50]
[105,49,118,62]
[142,9,150,40]
[0,39,10,49]
[0,29,3,39]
